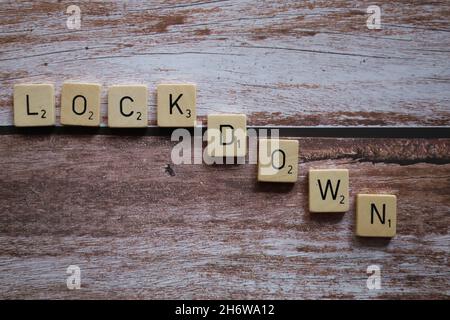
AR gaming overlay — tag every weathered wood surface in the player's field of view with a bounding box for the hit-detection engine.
[0,135,448,299]
[0,0,449,300]
[1,0,450,126]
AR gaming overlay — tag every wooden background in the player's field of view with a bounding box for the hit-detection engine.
[0,0,449,299]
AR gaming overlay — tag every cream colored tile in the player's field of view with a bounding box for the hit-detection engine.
[157,84,196,127]
[108,85,148,128]
[258,139,298,183]
[207,114,247,158]
[356,194,397,237]
[309,169,349,212]
[61,83,101,126]
[13,84,55,127]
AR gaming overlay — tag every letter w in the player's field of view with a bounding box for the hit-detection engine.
[317,179,340,200]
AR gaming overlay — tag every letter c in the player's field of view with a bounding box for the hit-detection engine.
[120,96,134,117]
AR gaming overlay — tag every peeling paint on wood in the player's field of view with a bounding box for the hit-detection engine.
[0,0,449,299]
[0,135,448,299]
[0,0,449,126]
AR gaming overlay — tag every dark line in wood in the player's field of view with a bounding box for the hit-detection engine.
[306,154,450,166]
[358,158,450,166]
[0,126,448,138]
[228,45,404,59]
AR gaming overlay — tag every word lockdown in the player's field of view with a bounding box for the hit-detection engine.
[12,82,397,238]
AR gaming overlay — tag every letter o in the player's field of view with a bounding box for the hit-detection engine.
[72,95,87,115]
[271,149,286,170]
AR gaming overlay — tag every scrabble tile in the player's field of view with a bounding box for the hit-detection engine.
[207,114,247,158]
[108,85,148,128]
[258,139,298,183]
[309,169,349,212]
[13,84,55,127]
[157,84,196,127]
[61,83,101,126]
[356,194,397,238]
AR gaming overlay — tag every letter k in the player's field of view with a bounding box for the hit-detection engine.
[169,93,183,115]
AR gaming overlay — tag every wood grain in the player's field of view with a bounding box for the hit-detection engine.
[0,0,449,300]
[0,134,448,299]
[1,0,449,126]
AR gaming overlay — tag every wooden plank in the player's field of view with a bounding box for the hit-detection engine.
[0,135,448,299]
[1,0,449,126]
